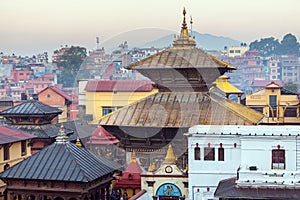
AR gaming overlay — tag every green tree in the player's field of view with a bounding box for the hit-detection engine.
[277,33,300,56]
[283,82,298,93]
[249,37,280,56]
[57,46,87,87]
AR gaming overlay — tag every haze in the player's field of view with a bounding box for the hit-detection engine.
[1,0,299,56]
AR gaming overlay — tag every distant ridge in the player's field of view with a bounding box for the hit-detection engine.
[142,31,242,50]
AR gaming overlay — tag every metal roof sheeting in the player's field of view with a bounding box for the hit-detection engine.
[0,142,121,182]
[99,92,264,127]
[0,100,62,116]
[126,48,236,70]
[85,80,154,92]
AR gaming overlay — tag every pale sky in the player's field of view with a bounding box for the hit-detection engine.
[1,0,300,56]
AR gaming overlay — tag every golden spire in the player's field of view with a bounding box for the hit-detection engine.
[173,7,196,48]
[131,151,137,163]
[164,144,176,164]
[148,162,156,172]
[76,138,82,147]
[181,7,188,37]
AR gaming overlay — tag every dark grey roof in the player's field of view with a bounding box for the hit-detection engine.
[55,121,97,142]
[11,124,74,139]
[0,100,62,116]
[0,141,121,182]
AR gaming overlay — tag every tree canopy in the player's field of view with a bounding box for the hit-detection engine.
[283,82,298,93]
[249,33,300,56]
[57,46,87,87]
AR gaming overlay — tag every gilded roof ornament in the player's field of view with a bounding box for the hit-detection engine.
[56,124,69,143]
[164,144,176,164]
[148,162,156,172]
[76,138,82,147]
[181,7,188,36]
[173,7,196,48]
[131,151,137,163]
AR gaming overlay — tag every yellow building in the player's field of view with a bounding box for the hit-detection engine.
[0,126,35,198]
[85,80,158,123]
[246,82,300,124]
[227,46,248,57]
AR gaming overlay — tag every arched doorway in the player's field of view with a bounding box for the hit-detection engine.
[54,197,64,200]
[156,183,182,200]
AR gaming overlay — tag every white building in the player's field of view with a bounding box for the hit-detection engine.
[186,125,300,200]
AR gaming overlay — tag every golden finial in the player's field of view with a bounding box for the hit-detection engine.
[60,124,64,130]
[131,151,137,163]
[164,144,176,164]
[76,138,82,147]
[181,7,188,36]
[148,162,156,172]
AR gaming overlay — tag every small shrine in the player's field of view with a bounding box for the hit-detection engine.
[115,152,143,199]
[138,145,188,200]
[0,126,121,200]
[0,99,69,153]
[87,126,124,164]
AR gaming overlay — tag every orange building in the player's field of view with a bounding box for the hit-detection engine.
[38,86,78,122]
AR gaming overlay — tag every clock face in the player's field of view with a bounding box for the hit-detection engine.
[165,166,173,173]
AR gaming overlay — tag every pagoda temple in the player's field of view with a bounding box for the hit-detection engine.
[0,126,121,200]
[99,8,264,169]
[0,99,74,153]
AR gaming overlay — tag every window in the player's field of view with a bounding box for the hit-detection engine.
[47,94,51,98]
[229,50,234,53]
[269,95,277,117]
[4,164,10,171]
[272,149,285,169]
[285,108,297,117]
[204,147,215,161]
[4,144,10,161]
[235,50,241,53]
[250,107,263,113]
[102,106,115,116]
[21,140,27,156]
[218,145,224,161]
[194,143,200,160]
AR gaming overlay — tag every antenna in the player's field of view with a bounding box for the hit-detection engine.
[190,15,193,36]
[96,37,100,50]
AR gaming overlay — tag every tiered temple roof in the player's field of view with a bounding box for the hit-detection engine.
[98,8,264,152]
